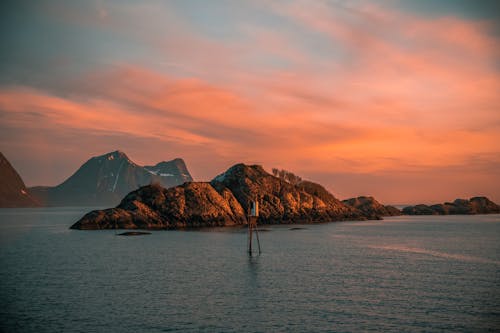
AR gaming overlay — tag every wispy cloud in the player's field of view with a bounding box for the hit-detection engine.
[0,0,499,203]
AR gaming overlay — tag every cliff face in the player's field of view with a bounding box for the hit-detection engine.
[342,196,401,218]
[30,151,193,207]
[72,164,366,230]
[402,197,500,215]
[0,152,40,207]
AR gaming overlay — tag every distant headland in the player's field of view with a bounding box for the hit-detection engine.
[403,197,500,215]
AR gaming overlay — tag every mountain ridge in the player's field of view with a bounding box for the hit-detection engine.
[30,151,193,207]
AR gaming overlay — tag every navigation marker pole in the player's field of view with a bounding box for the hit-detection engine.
[248,199,261,255]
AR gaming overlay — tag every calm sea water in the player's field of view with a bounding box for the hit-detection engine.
[0,208,499,332]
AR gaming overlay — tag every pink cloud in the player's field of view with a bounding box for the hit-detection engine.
[1,1,499,203]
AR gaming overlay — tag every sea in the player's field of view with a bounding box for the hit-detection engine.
[0,208,499,332]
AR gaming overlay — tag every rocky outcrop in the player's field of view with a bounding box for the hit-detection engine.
[210,165,362,224]
[342,196,401,218]
[401,204,438,215]
[71,182,246,229]
[30,151,193,207]
[0,152,40,207]
[402,197,500,215]
[72,164,367,230]
[469,197,500,214]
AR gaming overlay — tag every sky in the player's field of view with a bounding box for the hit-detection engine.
[0,0,499,204]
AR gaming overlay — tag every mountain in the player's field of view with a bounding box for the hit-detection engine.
[71,163,371,230]
[0,152,40,207]
[342,196,401,218]
[402,197,500,215]
[30,151,193,207]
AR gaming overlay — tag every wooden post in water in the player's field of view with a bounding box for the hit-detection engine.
[248,199,261,255]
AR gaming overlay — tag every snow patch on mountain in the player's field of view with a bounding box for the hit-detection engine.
[146,169,174,177]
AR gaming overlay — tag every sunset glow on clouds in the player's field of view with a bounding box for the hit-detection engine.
[1,0,499,203]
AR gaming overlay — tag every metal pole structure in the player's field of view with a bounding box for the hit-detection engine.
[248,217,253,255]
[254,220,261,254]
[247,197,261,256]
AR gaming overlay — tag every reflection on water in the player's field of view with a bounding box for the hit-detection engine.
[0,209,499,332]
[371,245,500,265]
[246,255,261,280]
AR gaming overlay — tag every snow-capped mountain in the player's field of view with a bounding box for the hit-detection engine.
[30,151,193,207]
[144,158,192,186]
[0,152,40,207]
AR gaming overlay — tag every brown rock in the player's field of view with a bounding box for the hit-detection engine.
[71,182,246,230]
[342,196,401,218]
[72,163,367,230]
[403,197,500,215]
[211,164,362,224]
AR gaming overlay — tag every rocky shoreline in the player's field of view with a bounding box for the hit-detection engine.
[71,164,398,230]
[70,163,500,230]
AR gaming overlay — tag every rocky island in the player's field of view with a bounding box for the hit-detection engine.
[342,196,401,219]
[71,164,398,230]
[402,197,500,215]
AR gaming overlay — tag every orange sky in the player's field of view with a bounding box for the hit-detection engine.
[0,1,499,204]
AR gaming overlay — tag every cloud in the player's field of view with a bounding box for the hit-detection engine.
[0,0,499,202]
[1,63,498,174]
